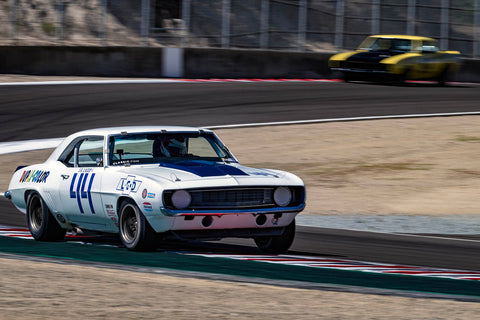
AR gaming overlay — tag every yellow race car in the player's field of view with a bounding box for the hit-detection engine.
[328,35,461,85]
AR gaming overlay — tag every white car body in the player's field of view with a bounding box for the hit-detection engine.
[6,126,305,252]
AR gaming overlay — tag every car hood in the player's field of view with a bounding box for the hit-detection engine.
[117,161,297,186]
[347,51,405,63]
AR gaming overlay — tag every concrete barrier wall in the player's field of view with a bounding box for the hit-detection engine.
[183,48,333,79]
[0,46,164,77]
[0,46,479,82]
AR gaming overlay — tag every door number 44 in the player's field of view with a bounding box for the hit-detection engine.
[69,172,96,214]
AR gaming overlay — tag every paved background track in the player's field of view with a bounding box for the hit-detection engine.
[1,81,480,142]
[1,80,480,276]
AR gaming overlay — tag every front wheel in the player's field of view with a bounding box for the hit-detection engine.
[343,72,352,83]
[118,199,157,251]
[26,192,66,241]
[254,219,296,254]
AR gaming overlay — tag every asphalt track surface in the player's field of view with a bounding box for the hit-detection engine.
[1,81,480,275]
[1,81,480,142]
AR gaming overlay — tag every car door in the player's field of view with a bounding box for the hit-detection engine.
[57,136,107,230]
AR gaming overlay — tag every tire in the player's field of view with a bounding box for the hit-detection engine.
[118,199,157,251]
[254,219,296,254]
[398,69,409,84]
[26,192,66,241]
[343,72,352,83]
[437,66,450,86]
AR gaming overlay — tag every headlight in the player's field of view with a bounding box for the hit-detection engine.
[171,190,191,209]
[273,187,292,207]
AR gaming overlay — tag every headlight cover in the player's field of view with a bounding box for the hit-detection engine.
[273,187,292,207]
[171,190,192,209]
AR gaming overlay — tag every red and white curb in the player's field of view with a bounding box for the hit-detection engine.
[189,253,480,282]
[0,226,121,247]
[0,227,32,239]
[2,225,479,281]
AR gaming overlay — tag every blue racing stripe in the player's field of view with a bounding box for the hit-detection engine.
[87,173,96,214]
[76,173,84,214]
[160,161,248,177]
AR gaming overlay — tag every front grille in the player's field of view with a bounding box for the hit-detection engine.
[163,186,305,210]
[341,61,387,71]
[190,188,273,208]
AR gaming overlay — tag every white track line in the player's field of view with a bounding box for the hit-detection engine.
[0,79,183,86]
[1,111,480,155]
[0,79,341,86]
[0,138,64,155]
[207,111,480,129]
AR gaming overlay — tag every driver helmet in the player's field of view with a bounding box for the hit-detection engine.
[161,137,187,157]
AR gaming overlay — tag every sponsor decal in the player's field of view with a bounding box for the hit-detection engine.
[272,217,279,225]
[142,189,156,199]
[104,205,116,215]
[116,175,142,195]
[143,202,153,212]
[69,172,96,214]
[19,170,50,183]
[112,159,140,166]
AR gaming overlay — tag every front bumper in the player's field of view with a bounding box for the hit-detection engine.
[161,203,305,217]
[331,67,390,74]
[163,226,287,241]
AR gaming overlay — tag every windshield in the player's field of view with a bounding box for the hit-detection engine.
[108,132,235,166]
[358,37,412,52]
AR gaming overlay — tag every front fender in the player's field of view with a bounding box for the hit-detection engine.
[328,51,365,67]
[380,53,421,75]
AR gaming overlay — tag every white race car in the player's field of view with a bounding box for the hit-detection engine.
[5,126,305,252]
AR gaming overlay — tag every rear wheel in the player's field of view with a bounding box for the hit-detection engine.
[119,199,156,251]
[26,192,66,241]
[396,68,410,84]
[437,66,450,86]
[254,219,296,254]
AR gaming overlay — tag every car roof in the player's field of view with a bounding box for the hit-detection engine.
[368,34,436,41]
[46,126,213,163]
[71,126,212,137]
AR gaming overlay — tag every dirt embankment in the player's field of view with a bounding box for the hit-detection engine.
[0,257,479,320]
